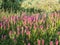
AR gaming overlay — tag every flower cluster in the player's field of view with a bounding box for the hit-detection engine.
[0,12,60,45]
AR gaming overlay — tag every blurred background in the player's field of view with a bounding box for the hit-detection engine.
[0,0,60,14]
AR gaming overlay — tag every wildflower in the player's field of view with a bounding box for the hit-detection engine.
[21,12,26,17]
[9,30,16,39]
[3,25,6,30]
[21,27,24,36]
[2,35,6,39]
[3,35,6,39]
[39,19,43,24]
[33,16,36,22]
[13,19,16,24]
[42,39,44,45]
[28,16,33,25]
[28,43,30,45]
[15,16,18,20]
[33,25,37,33]
[11,16,16,24]
[37,39,40,45]
[31,16,34,21]
[50,41,53,45]
[0,22,2,29]
[57,32,60,35]
[11,16,15,20]
[23,21,27,25]
[26,30,30,38]
[24,15,28,19]
[5,18,9,23]
[25,26,29,30]
[40,25,43,30]
[35,13,39,21]
[56,39,59,45]
[17,26,20,31]
[43,13,46,18]
[2,16,6,20]
[10,16,13,24]
[7,22,10,29]
[53,12,56,17]
[26,30,30,35]
[34,25,37,30]
[17,26,20,36]
[28,17,32,24]
[9,30,12,36]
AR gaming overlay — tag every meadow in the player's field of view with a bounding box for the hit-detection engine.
[0,0,60,45]
[0,12,60,45]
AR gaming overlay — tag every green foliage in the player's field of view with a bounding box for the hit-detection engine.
[1,0,23,13]
[0,0,60,13]
[0,0,2,9]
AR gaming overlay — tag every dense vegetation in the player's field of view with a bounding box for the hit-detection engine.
[0,0,60,13]
[0,12,60,45]
[0,0,60,45]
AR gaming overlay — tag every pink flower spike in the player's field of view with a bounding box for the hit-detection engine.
[4,25,6,30]
[9,30,12,36]
[57,32,60,35]
[15,16,18,20]
[17,26,20,31]
[50,41,53,45]
[8,22,10,29]
[4,35,6,39]
[2,35,6,39]
[37,39,40,45]
[34,25,37,30]
[26,31,30,36]
[35,13,39,21]
[28,43,30,45]
[0,22,2,28]
[56,39,59,45]
[40,25,43,30]
[17,26,20,35]
[42,39,44,45]
[2,16,6,20]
